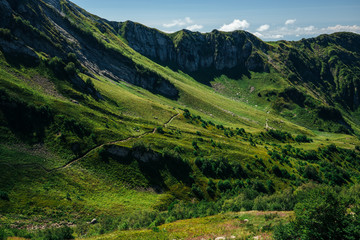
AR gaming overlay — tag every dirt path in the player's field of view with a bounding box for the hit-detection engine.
[164,110,179,127]
[47,110,181,172]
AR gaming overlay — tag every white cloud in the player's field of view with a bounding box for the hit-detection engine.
[323,24,360,33]
[163,17,193,28]
[253,31,284,40]
[268,34,284,39]
[304,25,315,31]
[296,25,315,32]
[254,32,283,39]
[252,23,360,41]
[257,24,270,32]
[186,24,203,31]
[285,19,296,25]
[219,19,250,32]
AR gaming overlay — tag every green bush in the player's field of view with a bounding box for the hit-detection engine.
[217,180,232,192]
[0,191,9,201]
[0,28,11,40]
[35,226,74,240]
[67,52,77,62]
[191,184,204,199]
[268,129,293,142]
[64,62,77,76]
[295,134,313,143]
[293,186,350,239]
[274,185,360,240]
[48,56,64,72]
[272,165,282,177]
[157,126,164,134]
[183,109,191,118]
[302,165,321,182]
[192,140,199,150]
[273,222,297,240]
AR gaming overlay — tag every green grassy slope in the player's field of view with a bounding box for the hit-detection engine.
[0,0,360,239]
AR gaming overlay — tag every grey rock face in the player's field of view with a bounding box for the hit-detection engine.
[106,145,130,158]
[105,145,159,163]
[122,23,269,73]
[0,39,40,66]
[0,0,12,26]
[123,21,176,63]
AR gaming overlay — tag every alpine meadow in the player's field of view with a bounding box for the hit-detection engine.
[1,0,360,239]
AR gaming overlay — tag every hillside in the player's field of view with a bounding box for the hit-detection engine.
[1,0,360,239]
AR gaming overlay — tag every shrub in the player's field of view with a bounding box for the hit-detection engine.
[268,129,293,142]
[0,28,11,40]
[295,134,313,143]
[216,124,224,130]
[85,78,95,91]
[273,222,296,240]
[64,62,77,76]
[266,180,275,194]
[0,191,9,201]
[236,128,246,136]
[218,180,232,192]
[253,197,267,211]
[303,165,321,182]
[253,181,267,193]
[272,165,282,177]
[191,184,204,199]
[192,140,199,150]
[67,52,77,62]
[274,184,360,239]
[206,186,216,198]
[183,109,191,118]
[48,56,64,74]
[292,186,351,240]
[157,126,164,134]
[36,226,74,240]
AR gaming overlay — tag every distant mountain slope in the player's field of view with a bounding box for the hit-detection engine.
[119,21,360,112]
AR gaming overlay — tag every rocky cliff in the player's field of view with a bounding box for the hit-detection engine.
[119,21,270,73]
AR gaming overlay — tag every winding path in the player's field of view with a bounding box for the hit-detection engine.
[48,110,181,172]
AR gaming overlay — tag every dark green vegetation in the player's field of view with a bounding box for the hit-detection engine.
[1,0,360,239]
[274,184,360,240]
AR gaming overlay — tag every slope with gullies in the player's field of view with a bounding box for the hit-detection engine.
[1,0,360,238]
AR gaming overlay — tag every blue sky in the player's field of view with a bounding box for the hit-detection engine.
[71,0,360,40]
